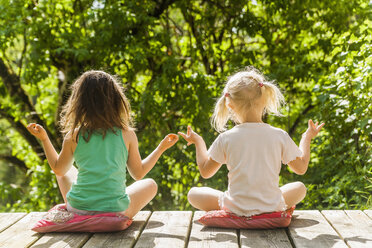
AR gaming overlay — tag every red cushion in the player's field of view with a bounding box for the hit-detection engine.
[198,207,295,229]
[32,204,132,233]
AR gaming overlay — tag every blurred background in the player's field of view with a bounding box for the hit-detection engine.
[0,0,371,212]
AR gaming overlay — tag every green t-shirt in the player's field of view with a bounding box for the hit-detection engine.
[66,128,130,212]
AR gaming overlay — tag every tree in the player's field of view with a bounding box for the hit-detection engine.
[0,0,370,211]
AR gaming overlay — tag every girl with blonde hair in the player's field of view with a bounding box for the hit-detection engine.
[27,70,178,218]
[179,67,324,216]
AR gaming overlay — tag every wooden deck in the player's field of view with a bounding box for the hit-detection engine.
[0,210,371,248]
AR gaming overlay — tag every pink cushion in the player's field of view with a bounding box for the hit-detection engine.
[198,207,295,229]
[32,204,132,233]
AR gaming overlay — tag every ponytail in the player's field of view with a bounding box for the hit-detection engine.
[261,81,285,116]
[211,94,230,132]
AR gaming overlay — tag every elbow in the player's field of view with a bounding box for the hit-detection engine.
[296,164,308,175]
[132,172,144,181]
[132,175,143,181]
[199,171,212,179]
[53,169,65,177]
[296,169,307,175]
[294,158,309,175]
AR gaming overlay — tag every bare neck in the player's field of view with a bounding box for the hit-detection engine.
[235,108,264,123]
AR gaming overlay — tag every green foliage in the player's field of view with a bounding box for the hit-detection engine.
[0,0,371,212]
[303,21,372,209]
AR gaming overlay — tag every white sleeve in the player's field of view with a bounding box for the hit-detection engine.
[282,132,303,164]
[207,134,226,164]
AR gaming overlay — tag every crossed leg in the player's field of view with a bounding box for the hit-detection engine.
[122,178,157,219]
[56,165,78,203]
[280,181,307,208]
[187,182,306,212]
[56,166,157,219]
[187,187,223,211]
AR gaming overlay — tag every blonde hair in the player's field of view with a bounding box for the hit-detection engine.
[212,67,285,132]
[60,70,133,141]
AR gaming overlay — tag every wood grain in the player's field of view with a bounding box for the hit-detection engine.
[240,228,292,248]
[0,212,27,233]
[322,210,372,248]
[288,210,347,248]
[0,212,45,248]
[134,211,193,248]
[188,211,239,248]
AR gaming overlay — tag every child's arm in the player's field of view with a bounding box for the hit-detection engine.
[178,126,222,179]
[125,130,178,180]
[27,123,74,176]
[288,120,325,175]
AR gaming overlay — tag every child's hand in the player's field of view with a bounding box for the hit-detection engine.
[178,126,202,146]
[304,120,325,140]
[27,123,48,141]
[159,134,179,150]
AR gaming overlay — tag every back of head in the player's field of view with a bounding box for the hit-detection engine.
[212,66,285,132]
[60,70,133,140]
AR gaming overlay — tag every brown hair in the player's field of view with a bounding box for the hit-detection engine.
[60,70,133,141]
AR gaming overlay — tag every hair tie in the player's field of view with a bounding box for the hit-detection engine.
[224,92,230,97]
[259,83,264,87]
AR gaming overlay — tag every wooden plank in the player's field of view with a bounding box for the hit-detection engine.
[82,211,152,248]
[188,211,239,248]
[288,210,347,248]
[0,212,45,248]
[363,210,372,219]
[134,211,192,248]
[241,229,292,248]
[0,212,27,232]
[322,210,372,248]
[30,232,91,248]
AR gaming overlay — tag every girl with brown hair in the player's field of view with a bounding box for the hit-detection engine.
[27,70,178,218]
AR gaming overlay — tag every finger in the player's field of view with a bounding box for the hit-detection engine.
[35,125,40,131]
[187,142,191,146]
[308,119,313,127]
[170,133,179,139]
[178,132,187,140]
[315,121,319,126]
[310,120,316,129]
[317,122,325,130]
[187,126,191,136]
[166,134,173,140]
[169,135,179,142]
[26,126,34,133]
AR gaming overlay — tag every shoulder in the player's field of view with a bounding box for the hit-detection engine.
[122,129,137,142]
[266,126,295,146]
[62,130,79,153]
[264,125,289,136]
[219,127,236,137]
[64,129,79,144]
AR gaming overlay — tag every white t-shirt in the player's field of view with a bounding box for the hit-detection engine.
[208,122,302,216]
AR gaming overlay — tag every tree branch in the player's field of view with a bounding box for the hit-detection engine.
[181,8,212,74]
[288,104,314,136]
[0,154,28,173]
[151,0,177,18]
[0,57,60,149]
[0,108,46,160]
